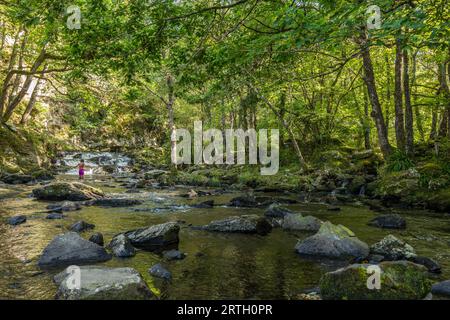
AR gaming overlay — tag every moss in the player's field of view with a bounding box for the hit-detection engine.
[320,261,432,300]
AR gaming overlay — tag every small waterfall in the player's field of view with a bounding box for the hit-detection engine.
[58,151,132,175]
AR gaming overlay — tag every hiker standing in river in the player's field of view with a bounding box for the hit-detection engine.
[78,159,85,180]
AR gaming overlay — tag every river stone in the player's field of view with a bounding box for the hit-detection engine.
[91,198,143,207]
[38,232,111,268]
[108,234,136,257]
[149,263,171,280]
[32,182,105,201]
[282,214,323,232]
[123,222,180,251]
[46,213,65,220]
[229,195,258,207]
[199,215,272,236]
[54,266,154,300]
[295,222,369,260]
[7,215,27,226]
[144,169,168,179]
[409,256,441,274]
[319,261,432,300]
[193,200,214,208]
[370,235,416,260]
[1,174,34,185]
[70,221,95,233]
[47,201,82,212]
[368,214,406,229]
[265,204,295,218]
[89,233,104,246]
[431,280,450,297]
[163,249,186,261]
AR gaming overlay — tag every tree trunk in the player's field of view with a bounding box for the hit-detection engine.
[411,50,424,141]
[359,32,391,158]
[21,71,46,125]
[363,87,372,150]
[403,49,414,155]
[394,38,406,151]
[385,54,391,137]
[166,74,176,168]
[438,62,450,138]
[429,108,438,141]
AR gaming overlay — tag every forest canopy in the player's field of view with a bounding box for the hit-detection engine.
[0,0,449,168]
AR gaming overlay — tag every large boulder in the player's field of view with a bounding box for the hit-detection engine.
[38,232,111,268]
[282,214,323,232]
[198,215,272,236]
[370,235,416,261]
[431,280,450,297]
[108,234,136,257]
[319,261,432,300]
[123,222,180,251]
[295,222,369,260]
[32,182,104,201]
[54,266,154,300]
[368,214,406,229]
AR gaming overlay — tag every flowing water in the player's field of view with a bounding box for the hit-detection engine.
[1,155,450,299]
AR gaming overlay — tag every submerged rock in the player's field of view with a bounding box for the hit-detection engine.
[54,266,154,300]
[123,222,180,251]
[282,214,323,232]
[265,204,295,218]
[38,232,111,268]
[148,263,171,280]
[198,215,272,236]
[163,249,186,261]
[32,182,104,201]
[7,215,27,226]
[431,280,450,297]
[1,174,34,185]
[89,233,104,247]
[192,200,214,208]
[295,222,369,260]
[108,234,136,257]
[229,195,258,207]
[91,198,143,207]
[319,261,432,300]
[47,201,82,212]
[368,214,406,229]
[410,256,441,274]
[370,235,416,261]
[70,221,95,233]
[46,213,65,220]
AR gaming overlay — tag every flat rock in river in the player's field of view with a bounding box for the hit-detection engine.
[54,266,154,300]
[32,182,104,201]
[38,232,111,268]
[295,222,369,260]
[368,214,406,229]
[123,222,180,251]
[198,215,272,236]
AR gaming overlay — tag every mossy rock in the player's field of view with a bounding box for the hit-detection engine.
[319,261,432,300]
[32,182,105,201]
[424,187,450,212]
[318,221,355,238]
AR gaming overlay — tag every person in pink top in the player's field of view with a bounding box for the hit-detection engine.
[78,159,85,180]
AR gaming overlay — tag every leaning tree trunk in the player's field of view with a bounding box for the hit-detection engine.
[21,69,46,124]
[166,74,177,168]
[359,32,391,158]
